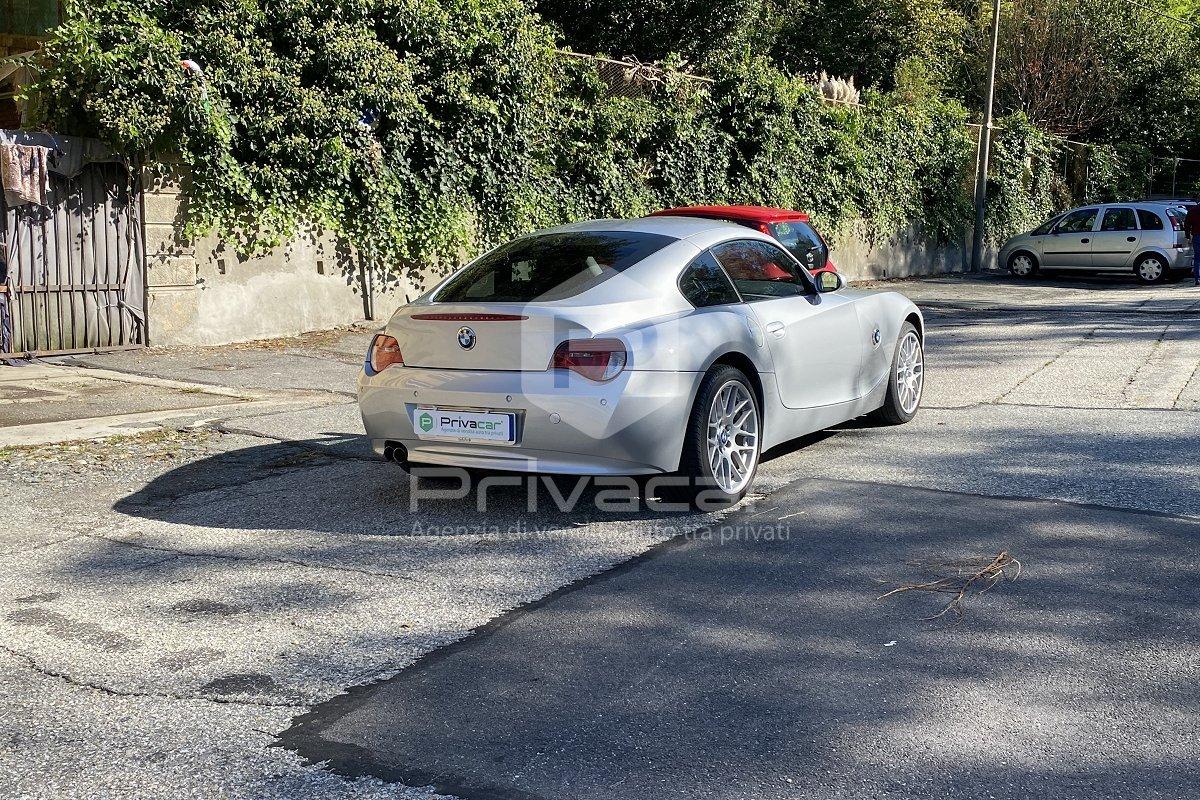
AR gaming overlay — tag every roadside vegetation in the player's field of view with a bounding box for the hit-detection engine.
[25,0,1200,279]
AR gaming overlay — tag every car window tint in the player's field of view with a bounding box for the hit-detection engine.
[1100,207,1137,231]
[710,240,814,301]
[679,252,741,308]
[1136,209,1164,230]
[1054,208,1098,234]
[436,231,676,303]
[1032,215,1061,236]
[769,221,827,269]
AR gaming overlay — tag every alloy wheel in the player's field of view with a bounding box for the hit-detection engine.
[1010,255,1034,276]
[896,331,924,415]
[706,381,759,494]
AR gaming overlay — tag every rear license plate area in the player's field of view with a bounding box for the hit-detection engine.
[412,407,516,443]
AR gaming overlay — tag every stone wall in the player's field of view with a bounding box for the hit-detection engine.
[142,171,414,346]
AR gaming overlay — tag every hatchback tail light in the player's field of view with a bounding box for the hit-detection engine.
[550,338,627,381]
[367,334,404,374]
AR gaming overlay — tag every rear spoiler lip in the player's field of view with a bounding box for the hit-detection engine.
[409,313,529,321]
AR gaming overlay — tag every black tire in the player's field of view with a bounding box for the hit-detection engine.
[676,365,761,507]
[1008,251,1039,278]
[871,322,923,426]
[1133,254,1168,284]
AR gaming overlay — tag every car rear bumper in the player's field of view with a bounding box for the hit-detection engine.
[358,366,701,475]
[1167,247,1194,270]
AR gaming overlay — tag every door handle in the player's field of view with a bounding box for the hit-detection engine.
[765,321,785,339]
[1080,238,1090,243]
[1127,236,1136,242]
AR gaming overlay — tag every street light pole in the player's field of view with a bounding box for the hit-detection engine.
[971,0,1003,273]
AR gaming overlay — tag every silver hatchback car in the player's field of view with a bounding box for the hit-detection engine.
[999,203,1193,283]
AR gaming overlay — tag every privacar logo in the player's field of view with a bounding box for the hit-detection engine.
[418,412,434,432]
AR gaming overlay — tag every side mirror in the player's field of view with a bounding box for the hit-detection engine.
[816,270,843,293]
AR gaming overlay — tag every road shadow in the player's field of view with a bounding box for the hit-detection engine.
[113,433,715,538]
[279,478,1200,800]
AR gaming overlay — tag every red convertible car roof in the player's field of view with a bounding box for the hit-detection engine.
[648,205,812,224]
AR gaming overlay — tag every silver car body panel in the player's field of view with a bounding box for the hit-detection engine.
[359,216,921,475]
[1000,203,1193,274]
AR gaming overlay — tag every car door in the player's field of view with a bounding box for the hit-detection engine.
[710,239,862,409]
[1091,207,1140,269]
[1043,208,1099,268]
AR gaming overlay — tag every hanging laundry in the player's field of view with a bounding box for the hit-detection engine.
[0,142,51,206]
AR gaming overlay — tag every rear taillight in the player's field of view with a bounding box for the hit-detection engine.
[367,334,403,374]
[1169,215,1182,231]
[550,338,627,382]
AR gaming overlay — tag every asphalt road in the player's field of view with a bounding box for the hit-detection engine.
[1,273,1198,798]
[283,480,1200,800]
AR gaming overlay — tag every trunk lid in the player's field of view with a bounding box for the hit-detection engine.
[388,304,601,371]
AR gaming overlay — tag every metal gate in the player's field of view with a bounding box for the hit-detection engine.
[1,130,146,357]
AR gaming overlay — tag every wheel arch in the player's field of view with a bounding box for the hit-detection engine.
[904,311,923,341]
[1131,248,1170,267]
[1007,249,1040,270]
[708,351,765,415]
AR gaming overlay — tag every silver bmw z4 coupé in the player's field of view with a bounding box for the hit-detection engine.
[358,216,924,504]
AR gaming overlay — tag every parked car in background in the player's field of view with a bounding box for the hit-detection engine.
[360,216,923,505]
[648,206,837,277]
[999,203,1193,284]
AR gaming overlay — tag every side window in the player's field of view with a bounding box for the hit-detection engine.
[679,252,740,308]
[710,239,815,301]
[1032,215,1062,236]
[1054,208,1099,234]
[1137,209,1165,230]
[770,221,827,269]
[1100,208,1137,231]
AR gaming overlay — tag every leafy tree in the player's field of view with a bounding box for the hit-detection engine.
[532,0,772,66]
[31,0,561,272]
[770,0,968,91]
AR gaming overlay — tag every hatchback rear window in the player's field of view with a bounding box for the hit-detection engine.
[435,231,676,303]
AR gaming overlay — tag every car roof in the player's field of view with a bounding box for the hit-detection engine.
[1064,202,1177,211]
[537,215,746,239]
[647,205,812,224]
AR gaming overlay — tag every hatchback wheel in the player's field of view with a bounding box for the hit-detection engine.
[1008,252,1038,278]
[677,365,761,506]
[1134,255,1167,284]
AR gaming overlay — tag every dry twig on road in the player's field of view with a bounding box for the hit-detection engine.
[879,550,1021,622]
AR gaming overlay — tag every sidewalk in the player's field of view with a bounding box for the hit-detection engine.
[0,327,373,448]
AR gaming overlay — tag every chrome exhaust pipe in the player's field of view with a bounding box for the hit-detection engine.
[383,442,408,466]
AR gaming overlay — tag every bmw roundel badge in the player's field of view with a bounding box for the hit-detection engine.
[457,326,476,350]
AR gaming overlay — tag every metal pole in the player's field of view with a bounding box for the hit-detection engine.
[971,0,1003,273]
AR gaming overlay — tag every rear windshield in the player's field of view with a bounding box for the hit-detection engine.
[435,231,676,303]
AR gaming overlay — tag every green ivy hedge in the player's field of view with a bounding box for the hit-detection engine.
[30,0,1109,279]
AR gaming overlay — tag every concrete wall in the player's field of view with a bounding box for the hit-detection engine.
[142,171,413,346]
[142,166,990,345]
[828,222,983,282]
